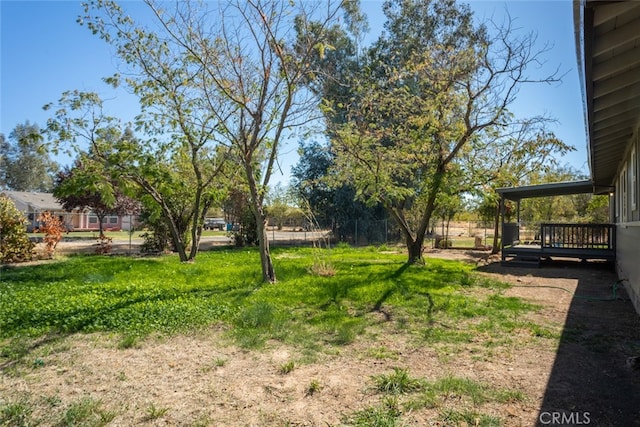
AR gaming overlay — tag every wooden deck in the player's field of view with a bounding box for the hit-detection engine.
[502,223,615,267]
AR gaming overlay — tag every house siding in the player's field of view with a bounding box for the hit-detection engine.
[615,130,640,314]
[86,214,123,231]
[617,226,640,314]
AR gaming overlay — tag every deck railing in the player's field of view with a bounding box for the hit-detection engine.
[540,223,615,250]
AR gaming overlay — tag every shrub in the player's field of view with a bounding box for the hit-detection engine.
[95,235,113,254]
[438,239,452,249]
[0,195,34,263]
[231,210,258,247]
[224,188,257,247]
[37,211,65,258]
[139,215,170,254]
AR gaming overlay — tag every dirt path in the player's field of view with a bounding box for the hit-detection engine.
[2,249,640,426]
[480,261,640,426]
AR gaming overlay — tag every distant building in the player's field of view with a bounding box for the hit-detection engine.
[1,191,73,232]
[1,191,131,232]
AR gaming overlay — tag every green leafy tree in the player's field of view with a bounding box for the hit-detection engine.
[0,195,34,263]
[291,140,389,243]
[585,195,610,223]
[0,122,58,191]
[464,123,574,252]
[266,183,300,230]
[519,166,595,225]
[53,156,140,238]
[45,58,227,261]
[313,0,559,263]
[291,141,338,228]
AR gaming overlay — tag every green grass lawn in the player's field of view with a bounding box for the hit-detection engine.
[0,246,555,426]
[0,246,540,356]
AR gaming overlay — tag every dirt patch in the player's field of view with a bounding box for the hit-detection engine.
[2,251,640,426]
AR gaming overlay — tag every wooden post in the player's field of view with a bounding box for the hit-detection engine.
[500,196,505,261]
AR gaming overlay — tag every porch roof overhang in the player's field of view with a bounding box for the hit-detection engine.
[496,180,596,202]
[575,1,640,188]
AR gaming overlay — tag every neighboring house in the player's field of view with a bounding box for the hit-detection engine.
[1,191,76,232]
[1,191,129,232]
[576,1,640,313]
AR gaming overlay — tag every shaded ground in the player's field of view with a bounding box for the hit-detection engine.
[2,248,639,426]
[478,259,640,426]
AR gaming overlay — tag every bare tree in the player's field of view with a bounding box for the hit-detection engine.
[98,0,347,282]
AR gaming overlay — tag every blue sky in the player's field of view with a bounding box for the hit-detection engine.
[1,1,588,183]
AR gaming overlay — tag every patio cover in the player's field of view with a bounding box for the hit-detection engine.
[496,180,595,202]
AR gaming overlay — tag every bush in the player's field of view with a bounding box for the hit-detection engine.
[95,235,113,254]
[231,208,258,247]
[439,239,452,249]
[37,211,65,258]
[139,212,170,254]
[0,195,34,263]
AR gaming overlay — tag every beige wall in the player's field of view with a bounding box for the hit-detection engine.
[615,129,640,315]
[617,226,640,314]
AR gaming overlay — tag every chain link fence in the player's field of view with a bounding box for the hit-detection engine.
[267,219,497,249]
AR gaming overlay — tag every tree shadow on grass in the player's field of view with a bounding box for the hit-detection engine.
[1,256,162,284]
[371,262,438,320]
[0,333,67,371]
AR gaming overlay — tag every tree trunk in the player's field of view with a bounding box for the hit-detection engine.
[407,237,423,264]
[161,211,188,262]
[243,156,277,282]
[167,219,189,262]
[98,218,105,239]
[188,225,201,261]
[189,197,211,261]
[187,171,212,261]
[408,164,445,263]
[256,213,276,283]
[491,202,501,254]
[445,217,451,247]
[387,207,424,265]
